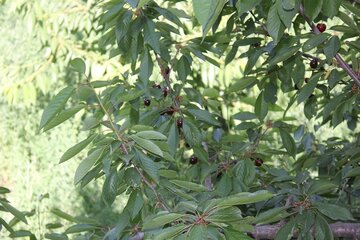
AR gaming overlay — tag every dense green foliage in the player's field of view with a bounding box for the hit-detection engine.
[2,0,360,239]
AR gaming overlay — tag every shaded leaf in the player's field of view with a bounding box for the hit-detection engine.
[59,134,96,164]
[314,202,355,221]
[142,213,184,230]
[69,58,86,74]
[0,200,27,224]
[279,129,296,158]
[74,148,105,185]
[40,86,75,130]
[170,180,208,192]
[131,135,163,157]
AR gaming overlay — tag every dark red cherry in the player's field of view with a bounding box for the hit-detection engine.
[189,155,198,165]
[254,158,264,167]
[316,23,326,33]
[310,59,318,69]
[143,98,151,106]
[176,118,183,128]
[162,87,168,97]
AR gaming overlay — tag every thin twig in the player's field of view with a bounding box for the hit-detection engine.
[155,54,184,119]
[299,4,360,87]
[133,164,170,211]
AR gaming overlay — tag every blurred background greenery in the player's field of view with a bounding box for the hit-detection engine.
[0,1,126,238]
[0,0,356,239]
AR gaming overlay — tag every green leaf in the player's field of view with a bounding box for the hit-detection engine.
[188,109,220,126]
[279,129,296,158]
[192,0,227,38]
[236,0,262,16]
[39,86,75,130]
[139,49,153,86]
[308,180,337,195]
[229,77,258,92]
[131,135,163,157]
[282,0,296,10]
[342,1,360,17]
[176,55,191,81]
[137,150,160,183]
[65,224,99,234]
[224,228,254,240]
[314,214,333,240]
[102,170,118,207]
[51,208,77,223]
[142,213,184,230]
[275,217,295,240]
[74,148,105,185]
[154,225,186,240]
[136,131,167,140]
[267,4,285,44]
[9,230,33,238]
[233,112,257,121]
[255,92,268,121]
[216,190,273,208]
[188,225,207,239]
[69,58,86,74]
[43,104,85,131]
[144,19,161,54]
[324,36,340,61]
[302,33,330,52]
[255,207,290,225]
[314,202,355,221]
[0,217,14,233]
[269,45,301,67]
[345,167,360,178]
[322,0,342,17]
[297,72,321,104]
[206,207,243,223]
[0,187,10,194]
[0,200,27,224]
[170,180,208,192]
[277,0,297,29]
[45,223,63,229]
[234,159,255,188]
[44,233,69,240]
[59,134,97,164]
[167,122,179,156]
[303,0,323,21]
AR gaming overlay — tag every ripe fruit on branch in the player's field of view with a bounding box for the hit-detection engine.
[162,87,168,97]
[176,118,183,128]
[310,59,318,69]
[189,155,198,165]
[254,158,263,166]
[316,23,326,33]
[143,98,151,106]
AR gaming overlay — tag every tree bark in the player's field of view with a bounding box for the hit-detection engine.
[251,222,360,240]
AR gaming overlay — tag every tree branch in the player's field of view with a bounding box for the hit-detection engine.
[251,222,360,239]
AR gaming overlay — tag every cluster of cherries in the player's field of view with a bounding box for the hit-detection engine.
[143,84,169,107]
[309,23,327,69]
[143,24,326,167]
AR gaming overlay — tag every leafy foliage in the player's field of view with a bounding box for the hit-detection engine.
[37,0,360,239]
